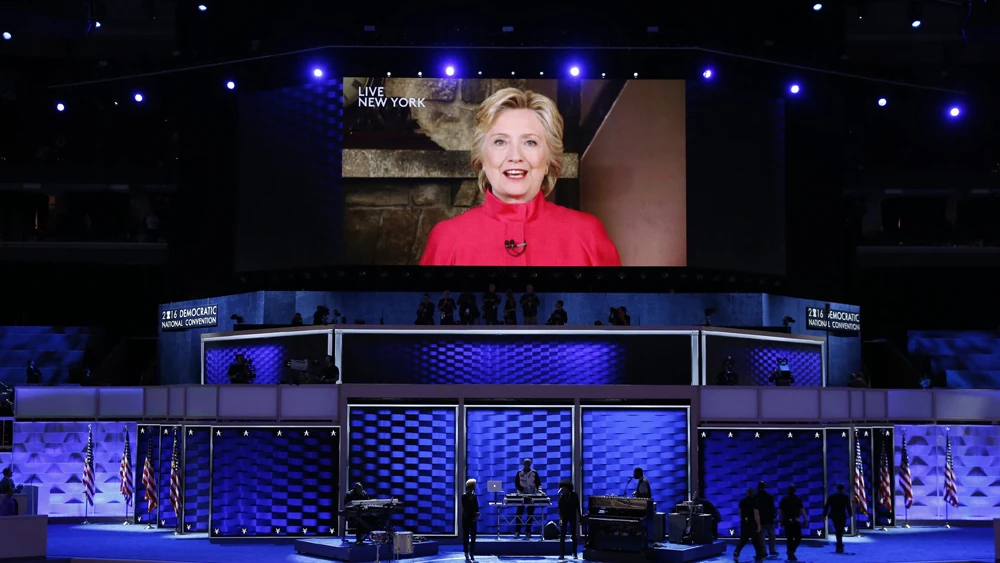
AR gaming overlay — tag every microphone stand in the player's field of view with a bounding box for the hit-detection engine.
[623,477,632,497]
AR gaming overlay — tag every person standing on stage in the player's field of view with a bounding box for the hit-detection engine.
[519,285,541,325]
[513,458,542,538]
[462,479,480,562]
[503,290,518,325]
[823,484,851,554]
[756,481,778,557]
[415,294,436,325]
[734,487,764,563]
[632,467,652,499]
[779,485,807,561]
[344,482,371,544]
[438,291,457,325]
[482,283,500,325]
[558,481,582,559]
[0,467,18,516]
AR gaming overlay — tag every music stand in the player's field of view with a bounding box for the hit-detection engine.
[487,481,503,540]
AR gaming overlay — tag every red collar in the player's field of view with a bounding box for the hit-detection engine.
[482,189,545,222]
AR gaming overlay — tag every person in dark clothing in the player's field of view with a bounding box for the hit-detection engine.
[768,358,794,386]
[416,294,436,325]
[26,361,43,384]
[520,285,540,325]
[344,482,372,543]
[291,313,304,326]
[226,354,254,384]
[0,467,18,516]
[715,356,739,386]
[482,283,500,325]
[514,458,542,538]
[462,479,480,562]
[823,484,851,553]
[779,485,807,561]
[438,290,457,325]
[503,290,517,325]
[546,300,568,326]
[756,481,778,557]
[458,290,480,325]
[734,487,764,563]
[558,481,582,559]
[631,467,654,543]
[313,305,330,325]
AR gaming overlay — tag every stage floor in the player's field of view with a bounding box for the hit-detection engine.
[40,524,995,563]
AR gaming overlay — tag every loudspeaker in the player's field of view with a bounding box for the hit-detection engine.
[691,514,715,544]
[667,513,687,543]
[544,520,560,540]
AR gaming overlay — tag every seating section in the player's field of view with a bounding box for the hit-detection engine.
[0,326,92,387]
[908,330,1000,389]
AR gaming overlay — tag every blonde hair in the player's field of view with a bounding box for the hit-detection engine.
[471,87,565,197]
[465,478,477,490]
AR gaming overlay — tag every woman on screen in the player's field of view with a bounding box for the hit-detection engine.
[419,87,620,267]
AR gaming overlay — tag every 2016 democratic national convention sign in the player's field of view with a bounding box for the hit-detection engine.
[160,305,219,331]
[805,306,861,333]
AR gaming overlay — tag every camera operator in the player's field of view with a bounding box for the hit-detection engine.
[546,301,568,326]
[768,358,794,386]
[227,354,256,384]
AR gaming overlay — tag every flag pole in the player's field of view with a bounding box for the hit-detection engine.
[83,500,90,525]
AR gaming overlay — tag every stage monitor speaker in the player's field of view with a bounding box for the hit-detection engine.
[652,512,666,541]
[668,513,687,543]
[544,520,560,540]
[691,514,715,544]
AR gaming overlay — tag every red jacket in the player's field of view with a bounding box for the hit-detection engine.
[420,190,621,267]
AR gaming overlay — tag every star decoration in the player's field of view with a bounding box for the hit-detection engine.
[330,528,337,534]
[843,526,849,532]
[137,516,142,522]
[304,431,310,437]
[275,527,281,534]
[815,432,820,438]
[276,430,282,437]
[162,520,166,526]
[864,431,869,437]
[242,528,248,535]
[187,524,192,531]
[331,429,337,437]
[788,432,794,438]
[865,522,871,528]
[214,529,220,535]
[216,430,222,436]
[700,432,706,438]
[728,432,734,438]
[189,429,194,435]
[885,430,891,436]
[754,432,760,438]
[842,432,847,438]
[816,530,822,537]
[729,529,735,536]
[243,430,249,437]
[887,518,892,524]
[164,428,169,435]
[303,528,309,534]
[140,428,145,434]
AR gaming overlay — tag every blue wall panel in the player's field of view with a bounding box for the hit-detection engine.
[825,427,851,534]
[210,426,339,537]
[203,333,328,385]
[183,426,211,533]
[157,426,179,529]
[135,425,159,525]
[908,330,1000,389]
[11,421,137,518]
[466,408,572,534]
[0,326,94,387]
[581,408,688,509]
[894,424,1000,521]
[699,428,826,539]
[348,406,457,535]
[704,335,823,386]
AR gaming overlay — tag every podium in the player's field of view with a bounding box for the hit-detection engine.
[14,485,40,515]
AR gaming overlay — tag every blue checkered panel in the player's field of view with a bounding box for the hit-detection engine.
[157,427,180,529]
[704,335,823,386]
[203,333,329,385]
[465,408,572,534]
[699,429,826,539]
[340,333,694,385]
[11,421,138,518]
[825,428,851,534]
[184,426,211,533]
[870,428,895,527]
[581,409,688,509]
[135,425,159,525]
[210,427,339,538]
[895,424,1000,521]
[854,429,873,530]
[349,406,457,535]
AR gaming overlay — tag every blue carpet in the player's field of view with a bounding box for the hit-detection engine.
[45,525,994,563]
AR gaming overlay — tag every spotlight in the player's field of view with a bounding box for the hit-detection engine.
[2,32,10,40]
[312,68,323,78]
[878,98,887,107]
[477,71,482,75]
[134,93,143,102]
[813,3,822,11]
[445,65,455,76]
[911,20,921,28]
[601,72,606,78]
[95,21,101,28]
[702,69,713,79]
[56,103,65,112]
[949,106,961,117]
[633,72,638,78]
[511,71,515,76]
[198,4,207,11]
[226,81,235,90]
[386,71,391,77]
[417,71,422,77]
[539,71,544,76]
[569,66,580,77]
[789,84,801,94]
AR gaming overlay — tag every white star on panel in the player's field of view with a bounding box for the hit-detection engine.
[864,431,869,437]
[275,528,281,534]
[729,529,735,536]
[187,524,192,531]
[842,432,847,438]
[164,428,169,435]
[140,428,145,434]
[331,429,337,437]
[330,528,337,534]
[303,528,309,534]
[815,432,820,438]
[243,430,250,437]
[214,529,220,535]
[788,432,793,438]
[700,432,706,438]
[754,432,760,438]
[728,432,734,438]
[216,430,222,436]
[189,429,194,435]
[276,430,282,437]
[816,530,822,537]
[162,520,166,526]
[138,516,142,522]
[304,431,310,437]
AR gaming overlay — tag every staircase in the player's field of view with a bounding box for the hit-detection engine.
[0,326,93,386]
[907,330,1000,389]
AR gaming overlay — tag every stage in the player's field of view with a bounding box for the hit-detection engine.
[33,524,996,563]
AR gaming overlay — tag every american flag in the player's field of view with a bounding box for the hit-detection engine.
[142,435,158,513]
[879,436,892,511]
[82,425,96,506]
[900,431,913,509]
[853,437,869,516]
[120,427,133,506]
[169,427,182,518]
[944,434,959,507]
